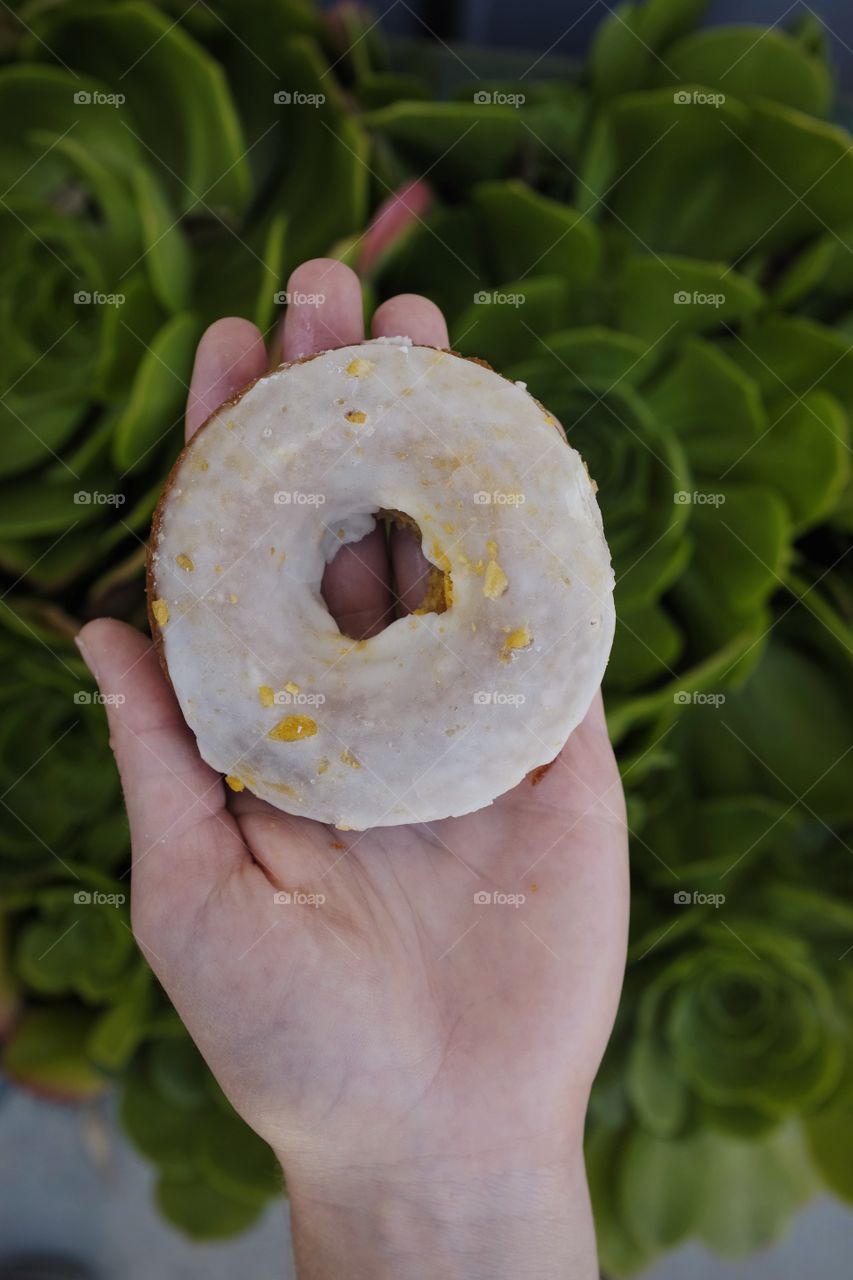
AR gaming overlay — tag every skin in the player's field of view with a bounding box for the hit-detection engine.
[77,258,629,1279]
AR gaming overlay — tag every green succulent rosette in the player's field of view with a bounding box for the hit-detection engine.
[0,0,852,1257]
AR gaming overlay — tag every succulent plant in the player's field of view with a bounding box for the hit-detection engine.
[0,0,850,1265]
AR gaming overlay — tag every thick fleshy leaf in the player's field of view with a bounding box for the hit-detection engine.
[31,0,251,216]
[662,27,831,115]
[3,1005,106,1100]
[473,181,602,285]
[156,1169,265,1239]
[112,312,202,473]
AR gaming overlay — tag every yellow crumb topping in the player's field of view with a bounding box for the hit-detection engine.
[225,775,244,792]
[317,758,330,774]
[340,748,361,769]
[226,419,236,430]
[268,715,318,742]
[152,599,169,626]
[284,681,300,695]
[501,625,533,662]
[228,593,238,604]
[483,561,508,599]
[176,553,194,572]
[345,357,374,378]
[258,684,275,707]
[214,564,223,574]
[344,410,367,424]
[486,538,498,559]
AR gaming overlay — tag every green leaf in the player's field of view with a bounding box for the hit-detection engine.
[156,1169,264,1240]
[148,1034,211,1110]
[627,1034,692,1137]
[112,312,202,473]
[0,477,108,537]
[619,1127,703,1248]
[364,102,524,184]
[474,181,602,285]
[730,391,851,532]
[3,1004,105,1100]
[120,1073,203,1166]
[694,1124,816,1256]
[132,166,193,313]
[616,255,763,345]
[451,277,568,368]
[646,337,766,473]
[664,27,831,115]
[195,1109,281,1205]
[34,1,251,216]
[806,1088,853,1202]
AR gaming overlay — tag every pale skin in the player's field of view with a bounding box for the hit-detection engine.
[77,259,629,1279]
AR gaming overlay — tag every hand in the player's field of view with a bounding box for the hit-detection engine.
[77,258,629,1280]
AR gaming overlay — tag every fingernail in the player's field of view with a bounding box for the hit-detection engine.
[75,630,100,685]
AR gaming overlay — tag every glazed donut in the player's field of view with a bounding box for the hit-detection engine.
[147,338,615,830]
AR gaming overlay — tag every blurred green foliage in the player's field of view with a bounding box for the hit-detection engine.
[0,0,851,1266]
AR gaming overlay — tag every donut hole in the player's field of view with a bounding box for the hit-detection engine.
[321,508,452,640]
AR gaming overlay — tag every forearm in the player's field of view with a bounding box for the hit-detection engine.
[286,1152,597,1280]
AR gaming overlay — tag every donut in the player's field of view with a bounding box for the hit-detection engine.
[146,337,615,830]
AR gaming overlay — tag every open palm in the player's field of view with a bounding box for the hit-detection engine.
[78,259,628,1211]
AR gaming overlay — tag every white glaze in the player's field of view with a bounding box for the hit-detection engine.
[150,339,615,829]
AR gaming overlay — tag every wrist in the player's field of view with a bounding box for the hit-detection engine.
[284,1148,597,1280]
